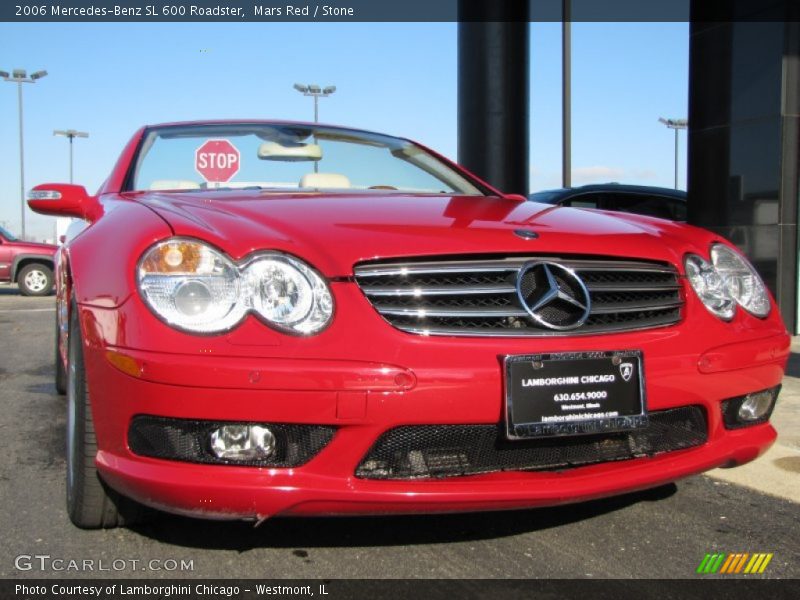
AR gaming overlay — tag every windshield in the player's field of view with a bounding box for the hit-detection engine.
[128,124,485,196]
[0,226,17,241]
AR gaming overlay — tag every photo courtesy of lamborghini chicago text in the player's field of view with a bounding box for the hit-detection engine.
[0,0,798,598]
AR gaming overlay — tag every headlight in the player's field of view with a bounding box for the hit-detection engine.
[684,244,770,321]
[243,255,333,334]
[138,240,244,333]
[137,239,333,335]
[710,244,770,317]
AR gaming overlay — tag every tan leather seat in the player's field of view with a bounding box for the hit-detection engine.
[149,180,201,191]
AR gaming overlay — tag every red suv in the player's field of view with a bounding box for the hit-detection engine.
[0,225,57,296]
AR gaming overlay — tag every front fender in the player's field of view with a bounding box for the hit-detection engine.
[67,198,172,309]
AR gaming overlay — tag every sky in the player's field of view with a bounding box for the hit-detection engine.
[0,21,689,241]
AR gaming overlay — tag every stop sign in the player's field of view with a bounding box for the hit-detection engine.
[195,139,240,183]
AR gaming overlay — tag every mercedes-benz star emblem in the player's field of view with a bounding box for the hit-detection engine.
[516,262,592,330]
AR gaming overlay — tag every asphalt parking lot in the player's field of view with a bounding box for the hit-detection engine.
[0,286,798,580]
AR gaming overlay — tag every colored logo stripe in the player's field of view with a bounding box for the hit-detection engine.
[744,553,774,574]
[719,554,737,573]
[721,553,749,573]
[697,553,726,573]
[697,553,773,574]
[696,554,713,573]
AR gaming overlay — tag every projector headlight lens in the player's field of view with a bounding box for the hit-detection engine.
[684,253,736,320]
[137,239,333,335]
[710,244,770,318]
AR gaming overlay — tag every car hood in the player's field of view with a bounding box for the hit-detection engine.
[8,240,58,253]
[131,191,715,277]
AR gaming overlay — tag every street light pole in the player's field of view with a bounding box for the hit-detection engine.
[293,83,336,124]
[54,129,89,183]
[658,117,688,190]
[673,127,679,190]
[1,68,47,240]
[293,83,336,173]
[17,80,25,236]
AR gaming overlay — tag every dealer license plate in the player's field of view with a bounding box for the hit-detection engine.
[504,350,647,439]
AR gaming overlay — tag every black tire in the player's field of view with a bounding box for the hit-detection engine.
[18,263,54,296]
[66,299,148,528]
[55,311,66,395]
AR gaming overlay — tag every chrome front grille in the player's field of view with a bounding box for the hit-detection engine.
[354,256,684,336]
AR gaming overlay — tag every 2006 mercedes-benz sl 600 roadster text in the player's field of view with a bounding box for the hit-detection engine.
[28,121,789,529]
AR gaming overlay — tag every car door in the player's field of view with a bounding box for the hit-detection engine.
[0,235,11,282]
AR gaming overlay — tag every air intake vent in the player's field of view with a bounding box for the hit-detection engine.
[356,406,707,480]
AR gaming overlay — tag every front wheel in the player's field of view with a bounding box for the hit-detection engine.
[66,299,148,528]
[18,264,53,296]
[54,312,66,395]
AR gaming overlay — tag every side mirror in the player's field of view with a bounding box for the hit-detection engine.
[27,184,101,221]
[503,193,528,202]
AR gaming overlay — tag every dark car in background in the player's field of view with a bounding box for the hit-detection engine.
[0,225,57,296]
[530,184,687,222]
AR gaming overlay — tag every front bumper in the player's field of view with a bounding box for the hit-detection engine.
[98,423,775,519]
[78,289,790,520]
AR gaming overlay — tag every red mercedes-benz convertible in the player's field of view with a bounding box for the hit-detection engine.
[28,121,788,529]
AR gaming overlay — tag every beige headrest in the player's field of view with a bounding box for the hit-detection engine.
[149,180,201,191]
[299,173,351,189]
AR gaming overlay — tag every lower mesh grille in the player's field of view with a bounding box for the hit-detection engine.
[128,416,336,467]
[356,406,707,480]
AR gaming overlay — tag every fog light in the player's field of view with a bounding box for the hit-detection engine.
[210,424,276,461]
[721,386,779,429]
[738,391,774,421]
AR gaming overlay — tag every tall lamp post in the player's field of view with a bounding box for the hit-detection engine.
[658,117,688,190]
[0,68,47,240]
[53,129,89,183]
[293,83,336,173]
[293,83,336,123]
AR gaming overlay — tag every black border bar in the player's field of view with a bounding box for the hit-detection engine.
[2,0,800,23]
[4,579,800,600]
